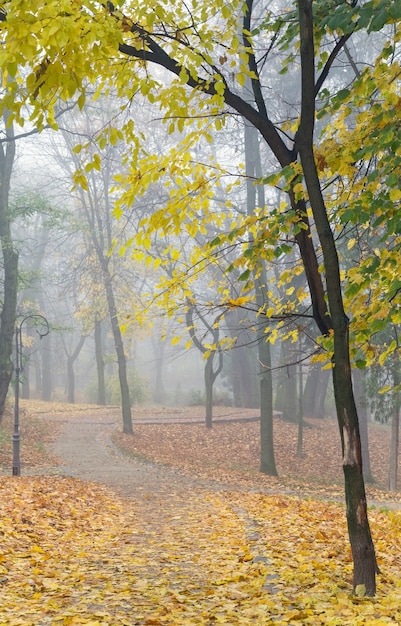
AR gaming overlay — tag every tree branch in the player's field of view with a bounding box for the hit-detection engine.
[315,33,353,96]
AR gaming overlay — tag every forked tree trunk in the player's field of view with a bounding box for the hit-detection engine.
[297,0,378,594]
[186,302,223,429]
[66,335,86,404]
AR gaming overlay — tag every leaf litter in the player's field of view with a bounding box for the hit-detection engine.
[0,401,400,623]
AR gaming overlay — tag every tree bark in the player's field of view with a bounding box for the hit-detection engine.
[94,319,106,405]
[297,0,378,595]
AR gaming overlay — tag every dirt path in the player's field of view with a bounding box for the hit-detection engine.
[50,413,276,619]
[51,412,227,497]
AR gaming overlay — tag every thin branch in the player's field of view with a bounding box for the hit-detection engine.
[315,33,353,96]
[0,102,77,143]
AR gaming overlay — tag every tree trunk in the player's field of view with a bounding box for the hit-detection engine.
[388,361,400,491]
[297,360,304,458]
[275,349,298,422]
[94,319,106,405]
[303,364,330,418]
[41,332,52,401]
[204,356,213,429]
[244,115,277,475]
[21,347,30,400]
[67,335,86,404]
[152,335,167,404]
[0,112,17,416]
[353,368,373,483]
[297,0,378,595]
[388,394,399,492]
[185,302,223,428]
[258,319,277,475]
[103,268,133,434]
[225,308,259,408]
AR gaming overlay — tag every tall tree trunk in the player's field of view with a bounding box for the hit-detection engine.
[275,344,298,422]
[94,319,106,405]
[152,335,167,404]
[297,360,304,458]
[244,115,277,476]
[388,360,400,492]
[225,308,259,408]
[103,268,133,434]
[303,364,330,418]
[297,0,378,595]
[0,112,17,416]
[21,332,31,399]
[41,331,52,401]
[258,314,276,474]
[204,356,213,429]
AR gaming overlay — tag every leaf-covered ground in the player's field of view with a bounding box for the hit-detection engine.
[1,478,401,624]
[0,401,401,624]
[114,407,399,503]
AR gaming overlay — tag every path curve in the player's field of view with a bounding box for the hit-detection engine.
[51,412,226,498]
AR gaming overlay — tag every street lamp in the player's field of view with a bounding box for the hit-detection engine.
[13,314,49,476]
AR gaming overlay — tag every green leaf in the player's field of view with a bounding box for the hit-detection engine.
[355,359,367,370]
[238,269,251,282]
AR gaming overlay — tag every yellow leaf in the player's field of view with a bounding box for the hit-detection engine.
[355,584,366,597]
[389,188,401,202]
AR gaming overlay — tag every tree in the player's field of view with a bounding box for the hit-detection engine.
[55,105,134,434]
[62,333,86,404]
[3,0,401,596]
[295,0,378,593]
[0,110,18,415]
[186,300,224,428]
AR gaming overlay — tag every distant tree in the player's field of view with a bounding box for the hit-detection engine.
[186,301,224,428]
[0,110,18,415]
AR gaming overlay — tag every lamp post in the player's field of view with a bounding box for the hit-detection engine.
[13,314,49,476]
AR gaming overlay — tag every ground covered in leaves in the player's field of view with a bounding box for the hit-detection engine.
[115,407,397,503]
[0,401,400,624]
